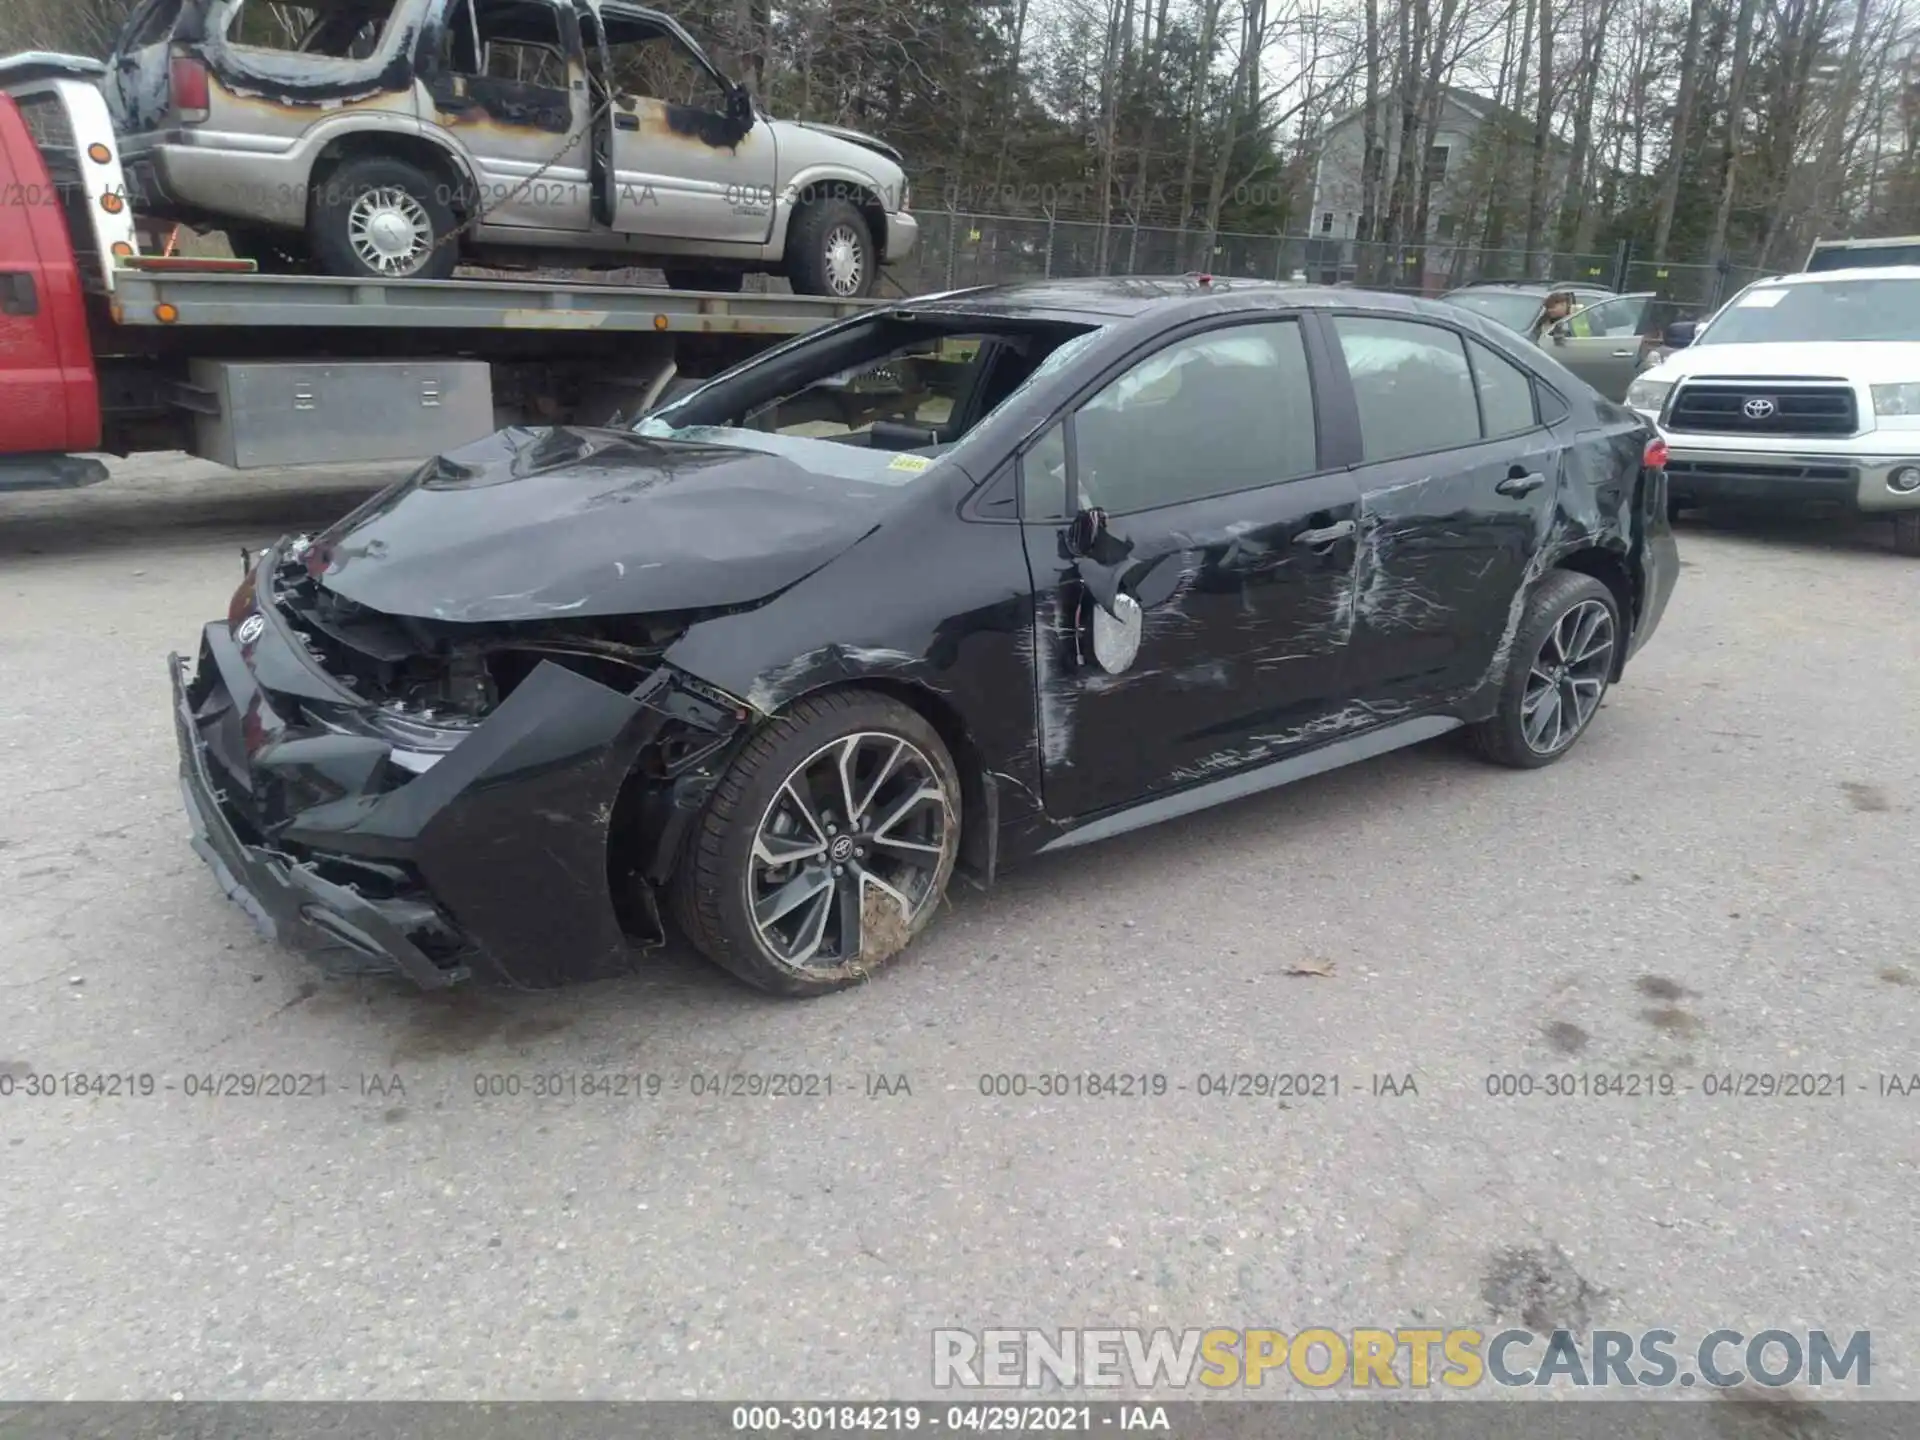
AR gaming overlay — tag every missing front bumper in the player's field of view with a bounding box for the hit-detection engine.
[171,652,470,987]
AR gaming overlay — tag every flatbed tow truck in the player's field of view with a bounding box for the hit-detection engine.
[0,55,881,492]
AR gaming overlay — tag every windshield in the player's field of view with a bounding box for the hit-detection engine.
[1806,243,1920,272]
[1443,291,1541,331]
[1700,276,1920,344]
[636,316,1102,480]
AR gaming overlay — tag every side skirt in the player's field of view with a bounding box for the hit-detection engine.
[1037,715,1463,854]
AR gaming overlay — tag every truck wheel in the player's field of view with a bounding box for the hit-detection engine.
[671,689,961,996]
[662,268,745,292]
[1894,512,1920,557]
[786,200,875,298]
[310,156,458,281]
[1469,570,1621,770]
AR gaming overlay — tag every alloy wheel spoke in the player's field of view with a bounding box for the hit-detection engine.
[782,883,835,966]
[860,868,915,923]
[872,784,945,843]
[834,876,865,965]
[779,779,828,845]
[753,828,826,868]
[754,868,833,930]
[1524,686,1562,748]
[853,738,906,826]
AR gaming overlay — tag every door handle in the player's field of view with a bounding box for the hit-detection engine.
[1610,348,1636,357]
[1496,469,1547,497]
[1294,519,1355,547]
[0,271,38,316]
[614,112,638,130]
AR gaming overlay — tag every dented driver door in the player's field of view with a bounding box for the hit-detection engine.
[594,6,777,244]
[1018,318,1365,822]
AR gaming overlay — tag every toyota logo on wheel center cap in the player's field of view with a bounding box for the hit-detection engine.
[829,835,856,863]
[1743,396,1778,419]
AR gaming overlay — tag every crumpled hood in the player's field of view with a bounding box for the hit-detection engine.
[307,427,884,623]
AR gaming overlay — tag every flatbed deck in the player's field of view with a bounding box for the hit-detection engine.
[104,270,882,334]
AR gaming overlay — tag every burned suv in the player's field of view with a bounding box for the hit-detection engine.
[102,0,916,295]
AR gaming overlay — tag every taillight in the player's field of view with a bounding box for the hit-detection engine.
[1644,437,1669,470]
[170,55,210,122]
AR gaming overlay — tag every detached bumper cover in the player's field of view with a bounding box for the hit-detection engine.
[170,598,746,988]
[172,652,466,988]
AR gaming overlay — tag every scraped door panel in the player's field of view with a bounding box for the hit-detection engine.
[1018,318,1365,821]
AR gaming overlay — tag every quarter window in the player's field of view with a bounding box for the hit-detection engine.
[1467,337,1538,437]
[1333,315,1480,461]
[1022,422,1068,521]
[1068,321,1318,515]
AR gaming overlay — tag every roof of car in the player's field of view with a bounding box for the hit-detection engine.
[900,275,1502,327]
[1443,281,1615,296]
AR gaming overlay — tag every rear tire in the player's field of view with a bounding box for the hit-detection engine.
[662,267,745,292]
[1894,511,1920,557]
[1470,570,1621,770]
[309,155,459,281]
[671,690,960,996]
[785,199,876,297]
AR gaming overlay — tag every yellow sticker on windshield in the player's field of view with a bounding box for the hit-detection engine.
[888,454,934,472]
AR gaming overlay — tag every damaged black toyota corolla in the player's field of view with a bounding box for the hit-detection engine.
[171,276,1678,996]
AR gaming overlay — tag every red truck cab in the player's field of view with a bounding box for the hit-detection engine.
[0,58,146,489]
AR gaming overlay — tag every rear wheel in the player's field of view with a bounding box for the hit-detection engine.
[672,690,960,996]
[1470,570,1621,769]
[309,155,459,281]
[1894,511,1920,557]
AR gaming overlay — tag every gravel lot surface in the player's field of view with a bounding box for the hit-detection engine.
[2,457,1916,1402]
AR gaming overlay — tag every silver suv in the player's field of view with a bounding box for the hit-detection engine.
[102,0,917,295]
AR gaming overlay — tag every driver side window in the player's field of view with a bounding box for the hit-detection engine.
[1066,321,1318,516]
[600,14,733,112]
[1575,296,1650,338]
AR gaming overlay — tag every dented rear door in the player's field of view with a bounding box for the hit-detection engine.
[1324,312,1559,707]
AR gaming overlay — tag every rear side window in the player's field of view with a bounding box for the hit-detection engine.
[1333,315,1479,462]
[1466,338,1538,437]
[122,0,186,48]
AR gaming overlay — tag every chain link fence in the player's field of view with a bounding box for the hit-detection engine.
[891,210,1771,315]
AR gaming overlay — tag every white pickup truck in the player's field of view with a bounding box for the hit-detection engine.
[1625,266,1920,556]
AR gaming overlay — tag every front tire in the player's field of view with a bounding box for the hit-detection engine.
[1470,570,1621,769]
[309,155,459,281]
[785,199,876,297]
[672,690,961,996]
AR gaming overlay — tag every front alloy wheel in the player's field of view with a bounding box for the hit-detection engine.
[673,691,960,995]
[1470,569,1622,769]
[747,733,952,969]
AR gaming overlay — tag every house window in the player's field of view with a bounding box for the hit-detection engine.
[1319,211,1334,234]
[1425,144,1450,187]
[1436,213,1457,241]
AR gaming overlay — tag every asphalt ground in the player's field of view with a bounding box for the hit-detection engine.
[2,456,1916,1405]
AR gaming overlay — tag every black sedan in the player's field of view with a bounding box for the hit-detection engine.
[171,276,1678,996]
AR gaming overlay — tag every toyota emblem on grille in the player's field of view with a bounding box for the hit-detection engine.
[235,614,266,644]
[1743,396,1778,419]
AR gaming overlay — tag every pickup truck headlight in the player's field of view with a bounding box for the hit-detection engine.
[1625,376,1673,413]
[1871,383,1920,416]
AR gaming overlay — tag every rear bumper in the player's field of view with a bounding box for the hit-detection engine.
[170,650,470,987]
[122,138,305,230]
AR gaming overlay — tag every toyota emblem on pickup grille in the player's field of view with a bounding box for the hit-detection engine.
[1743,396,1778,419]
[235,614,266,644]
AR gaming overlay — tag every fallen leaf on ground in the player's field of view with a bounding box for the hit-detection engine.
[1286,957,1337,978]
